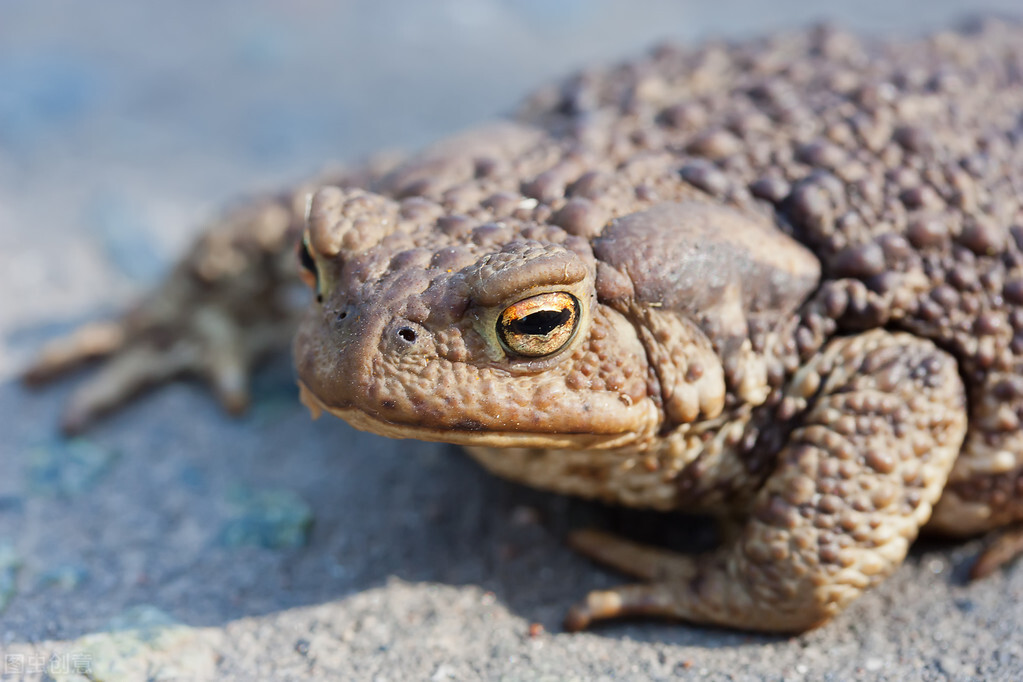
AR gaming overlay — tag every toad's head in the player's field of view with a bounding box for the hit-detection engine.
[293,187,659,449]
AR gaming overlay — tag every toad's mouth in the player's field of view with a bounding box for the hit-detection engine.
[296,381,644,450]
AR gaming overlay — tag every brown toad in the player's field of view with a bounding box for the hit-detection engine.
[24,20,1023,632]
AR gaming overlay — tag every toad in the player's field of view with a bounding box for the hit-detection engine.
[24,20,1023,632]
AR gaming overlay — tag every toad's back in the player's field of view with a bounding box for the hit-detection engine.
[383,21,1023,383]
[509,21,1023,532]
[517,21,1023,363]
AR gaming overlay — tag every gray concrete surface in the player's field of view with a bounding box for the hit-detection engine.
[1,1,1022,680]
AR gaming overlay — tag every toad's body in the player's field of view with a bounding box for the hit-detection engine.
[26,21,1023,631]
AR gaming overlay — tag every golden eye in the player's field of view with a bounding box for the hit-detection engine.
[298,234,321,301]
[497,292,580,357]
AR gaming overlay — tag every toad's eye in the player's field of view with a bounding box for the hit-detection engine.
[497,292,579,357]
[298,234,321,300]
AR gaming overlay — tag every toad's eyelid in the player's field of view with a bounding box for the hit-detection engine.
[298,233,322,300]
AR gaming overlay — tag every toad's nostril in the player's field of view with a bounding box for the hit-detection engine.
[397,327,417,343]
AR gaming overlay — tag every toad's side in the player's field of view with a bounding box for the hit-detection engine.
[25,21,1023,632]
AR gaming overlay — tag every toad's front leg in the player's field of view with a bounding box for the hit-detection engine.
[21,195,305,433]
[566,330,967,633]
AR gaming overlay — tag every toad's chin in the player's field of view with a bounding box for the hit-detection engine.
[296,381,646,450]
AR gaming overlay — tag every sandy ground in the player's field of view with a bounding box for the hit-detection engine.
[1,1,1022,680]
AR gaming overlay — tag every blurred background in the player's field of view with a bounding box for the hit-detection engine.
[2,2,1023,678]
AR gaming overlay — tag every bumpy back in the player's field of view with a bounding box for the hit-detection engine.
[514,20,1023,386]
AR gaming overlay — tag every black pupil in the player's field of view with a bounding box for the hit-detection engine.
[510,308,570,336]
[299,241,317,276]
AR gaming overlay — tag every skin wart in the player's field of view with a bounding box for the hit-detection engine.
[24,20,1023,632]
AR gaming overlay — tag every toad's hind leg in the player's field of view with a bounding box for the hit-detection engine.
[928,364,1023,576]
[566,330,967,633]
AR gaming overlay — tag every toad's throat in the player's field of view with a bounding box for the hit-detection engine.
[296,381,643,450]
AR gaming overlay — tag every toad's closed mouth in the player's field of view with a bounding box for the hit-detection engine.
[296,380,644,450]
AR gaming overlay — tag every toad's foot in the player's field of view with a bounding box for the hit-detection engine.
[971,523,1023,580]
[565,330,967,632]
[22,197,304,434]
